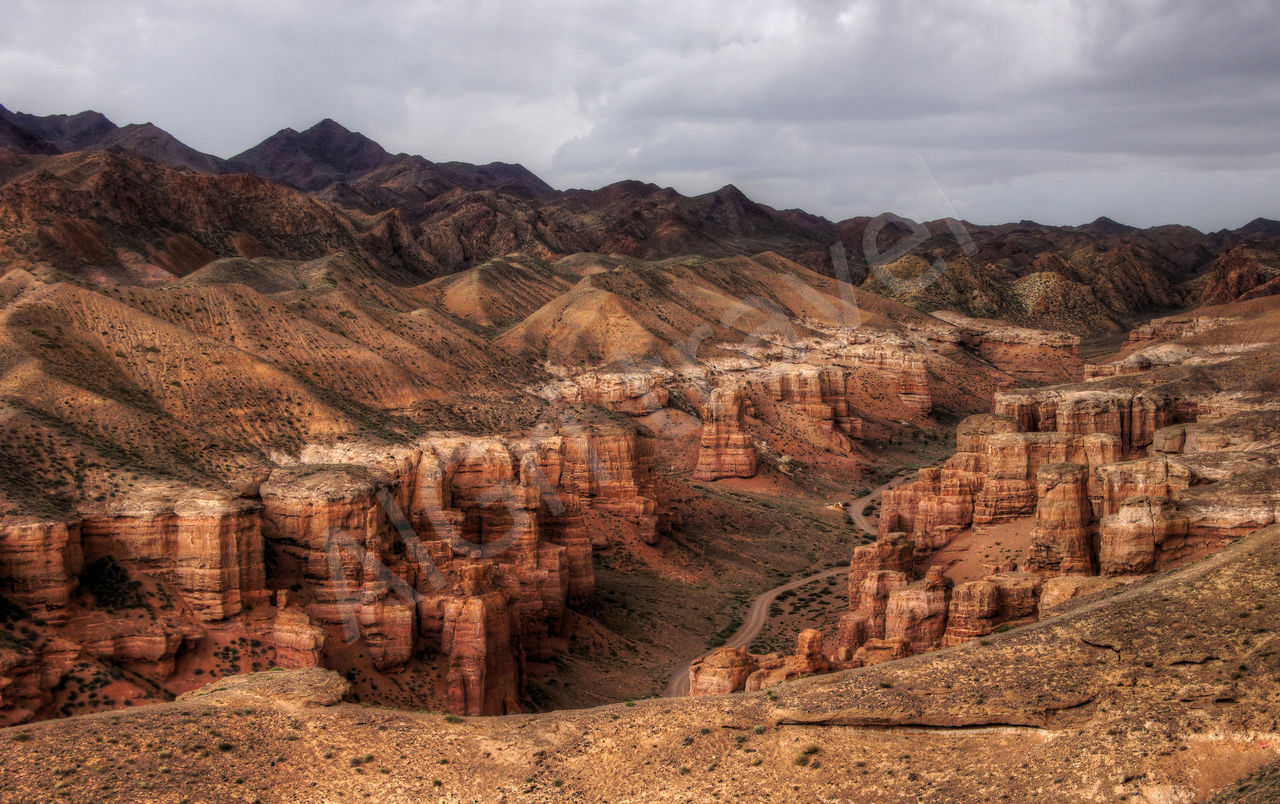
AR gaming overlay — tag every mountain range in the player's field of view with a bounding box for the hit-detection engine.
[2,104,1278,335]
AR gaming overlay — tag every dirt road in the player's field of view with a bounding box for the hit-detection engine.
[663,476,903,697]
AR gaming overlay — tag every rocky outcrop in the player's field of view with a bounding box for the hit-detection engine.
[846,533,914,609]
[270,592,327,669]
[1038,575,1125,617]
[928,311,1084,383]
[744,629,832,691]
[434,564,521,716]
[1026,463,1094,575]
[1099,495,1189,575]
[0,518,83,624]
[687,646,759,697]
[260,465,398,628]
[693,385,758,480]
[883,567,952,654]
[765,367,864,439]
[80,490,267,623]
[994,387,1187,457]
[852,637,910,666]
[845,343,932,414]
[879,413,1120,537]
[540,370,670,415]
[941,580,1000,646]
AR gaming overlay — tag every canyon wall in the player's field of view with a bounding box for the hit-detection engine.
[835,372,1280,672]
[0,423,660,722]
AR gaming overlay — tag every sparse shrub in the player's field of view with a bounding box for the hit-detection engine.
[443,714,464,723]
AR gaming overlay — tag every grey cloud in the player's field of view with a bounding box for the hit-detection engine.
[2,0,1276,229]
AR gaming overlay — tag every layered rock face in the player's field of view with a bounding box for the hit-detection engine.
[693,385,758,480]
[0,421,661,723]
[687,646,759,696]
[81,490,268,622]
[688,630,834,696]
[883,567,952,654]
[744,629,832,691]
[540,370,670,415]
[764,368,864,440]
[1099,496,1188,575]
[940,579,1000,646]
[1026,463,1094,575]
[993,387,1186,457]
[878,413,1121,545]
[844,343,932,414]
[0,518,83,624]
[830,369,1280,677]
[435,564,521,716]
[928,311,1084,384]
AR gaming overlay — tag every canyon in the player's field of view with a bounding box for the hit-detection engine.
[0,105,1278,802]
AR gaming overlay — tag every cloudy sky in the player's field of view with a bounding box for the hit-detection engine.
[3,0,1277,229]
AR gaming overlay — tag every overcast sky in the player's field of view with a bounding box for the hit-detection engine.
[3,0,1277,229]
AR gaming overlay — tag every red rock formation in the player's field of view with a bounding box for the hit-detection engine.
[884,567,952,654]
[879,415,1120,539]
[436,564,521,716]
[80,490,267,622]
[1027,463,1094,575]
[765,367,863,439]
[847,533,914,609]
[929,311,1084,384]
[852,637,910,666]
[744,629,833,691]
[543,370,670,415]
[994,387,1183,456]
[687,646,759,696]
[1095,457,1193,518]
[270,592,327,669]
[0,518,83,624]
[260,465,398,630]
[1099,496,1190,575]
[1038,575,1125,617]
[878,467,979,551]
[942,579,1000,646]
[693,385,758,480]
[833,610,868,661]
[63,608,201,681]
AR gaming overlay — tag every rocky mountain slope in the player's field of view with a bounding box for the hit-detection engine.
[3,106,1278,331]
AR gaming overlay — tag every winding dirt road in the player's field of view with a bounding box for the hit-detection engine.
[663,475,904,697]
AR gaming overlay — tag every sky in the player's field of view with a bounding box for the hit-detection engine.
[2,0,1277,230]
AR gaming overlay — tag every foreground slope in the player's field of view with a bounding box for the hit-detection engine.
[3,521,1278,802]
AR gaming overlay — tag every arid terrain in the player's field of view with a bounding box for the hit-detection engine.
[1,107,1279,801]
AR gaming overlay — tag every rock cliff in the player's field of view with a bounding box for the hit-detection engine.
[693,385,758,481]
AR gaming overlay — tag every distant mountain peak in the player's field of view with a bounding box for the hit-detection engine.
[306,118,354,135]
[1081,215,1136,234]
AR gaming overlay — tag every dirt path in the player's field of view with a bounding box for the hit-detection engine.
[663,476,904,697]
